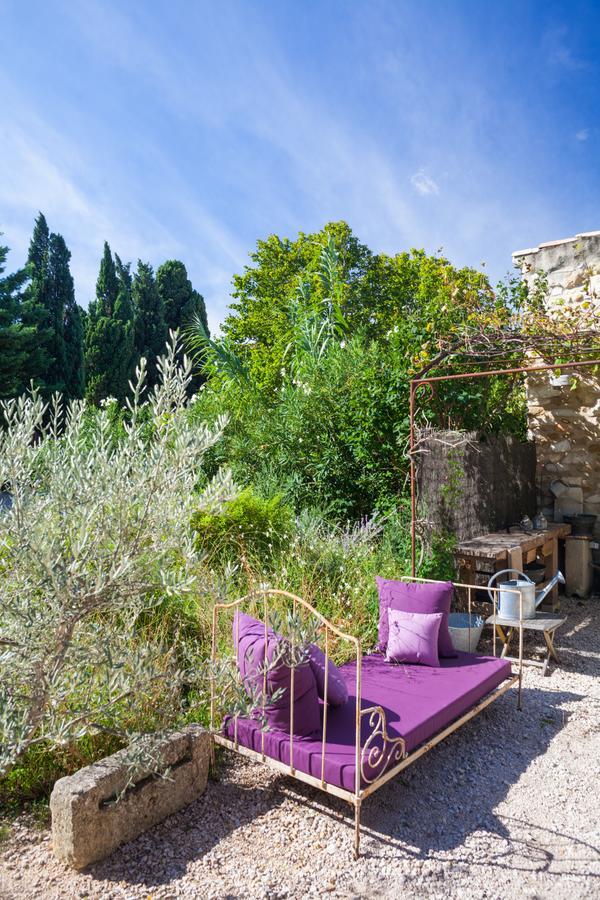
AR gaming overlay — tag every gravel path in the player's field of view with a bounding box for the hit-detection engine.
[2,596,599,899]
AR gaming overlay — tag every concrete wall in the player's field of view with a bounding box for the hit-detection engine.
[513,231,600,537]
[417,430,537,543]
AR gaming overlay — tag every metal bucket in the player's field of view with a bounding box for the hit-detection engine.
[497,579,536,618]
[448,613,484,652]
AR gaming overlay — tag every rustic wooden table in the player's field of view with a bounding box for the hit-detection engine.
[485,612,567,676]
[455,523,571,611]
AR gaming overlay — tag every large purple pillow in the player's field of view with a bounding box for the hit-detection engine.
[233,611,321,736]
[375,577,457,658]
[386,608,442,666]
[307,644,348,707]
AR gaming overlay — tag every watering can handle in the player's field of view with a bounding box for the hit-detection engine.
[487,568,533,605]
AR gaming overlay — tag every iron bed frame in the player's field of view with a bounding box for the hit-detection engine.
[210,578,524,858]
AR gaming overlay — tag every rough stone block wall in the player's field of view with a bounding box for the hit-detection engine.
[513,231,600,537]
[417,430,536,542]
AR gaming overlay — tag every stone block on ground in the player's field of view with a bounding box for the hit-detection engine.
[50,725,211,869]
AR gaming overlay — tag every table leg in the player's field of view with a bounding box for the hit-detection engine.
[495,624,507,655]
[543,629,560,663]
[541,648,551,677]
[500,627,514,658]
[508,547,524,573]
[540,537,560,611]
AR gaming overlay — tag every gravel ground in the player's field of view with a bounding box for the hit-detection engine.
[2,595,599,900]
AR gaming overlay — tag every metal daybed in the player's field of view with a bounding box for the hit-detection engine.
[210,578,524,858]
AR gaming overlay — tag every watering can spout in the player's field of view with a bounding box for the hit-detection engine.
[535,570,565,607]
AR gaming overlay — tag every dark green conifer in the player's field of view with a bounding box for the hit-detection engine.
[133,260,166,388]
[156,259,209,335]
[48,233,84,398]
[0,241,32,399]
[21,213,53,389]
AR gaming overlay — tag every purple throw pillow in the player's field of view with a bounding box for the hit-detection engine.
[386,608,442,667]
[375,577,457,658]
[307,644,348,707]
[233,611,321,736]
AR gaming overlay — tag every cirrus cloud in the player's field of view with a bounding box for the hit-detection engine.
[410,170,440,196]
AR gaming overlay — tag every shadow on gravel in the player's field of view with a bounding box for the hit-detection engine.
[276,684,597,879]
[83,774,286,890]
[359,684,598,880]
[82,598,598,891]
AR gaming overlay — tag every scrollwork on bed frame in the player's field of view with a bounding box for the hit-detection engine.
[360,706,406,784]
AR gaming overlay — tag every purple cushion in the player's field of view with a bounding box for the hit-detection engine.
[376,577,457,658]
[386,608,442,666]
[307,644,348,706]
[233,611,321,736]
[224,651,512,790]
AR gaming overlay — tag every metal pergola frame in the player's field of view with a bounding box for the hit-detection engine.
[409,356,600,576]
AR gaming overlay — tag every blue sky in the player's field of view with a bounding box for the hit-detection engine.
[1,0,599,331]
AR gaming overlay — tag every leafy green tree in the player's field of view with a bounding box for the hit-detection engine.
[222,221,503,393]
[133,260,166,388]
[191,231,527,518]
[0,241,32,399]
[223,221,370,391]
[84,243,136,403]
[156,259,209,335]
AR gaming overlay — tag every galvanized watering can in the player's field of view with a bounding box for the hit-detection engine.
[487,569,565,619]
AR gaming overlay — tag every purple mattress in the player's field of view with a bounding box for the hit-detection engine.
[223,651,512,792]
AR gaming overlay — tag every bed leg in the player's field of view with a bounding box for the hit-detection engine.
[353,800,361,860]
[517,671,523,711]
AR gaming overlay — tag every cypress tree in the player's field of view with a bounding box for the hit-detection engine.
[20,214,80,396]
[46,233,70,394]
[133,260,166,388]
[84,242,119,403]
[96,241,119,316]
[112,254,136,396]
[0,241,32,399]
[21,213,53,390]
[84,244,136,403]
[48,233,85,399]
[156,259,209,336]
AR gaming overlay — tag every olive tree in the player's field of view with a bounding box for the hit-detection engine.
[0,334,234,774]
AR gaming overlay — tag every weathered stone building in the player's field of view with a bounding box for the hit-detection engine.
[513,231,600,537]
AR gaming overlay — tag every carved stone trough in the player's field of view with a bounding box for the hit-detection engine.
[50,724,211,869]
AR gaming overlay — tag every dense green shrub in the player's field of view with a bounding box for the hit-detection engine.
[192,487,293,563]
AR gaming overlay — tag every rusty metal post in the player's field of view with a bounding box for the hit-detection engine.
[409,379,417,577]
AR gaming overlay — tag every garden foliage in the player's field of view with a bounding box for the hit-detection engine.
[0,335,233,777]
[3,219,593,806]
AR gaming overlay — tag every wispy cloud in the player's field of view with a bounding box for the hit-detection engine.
[410,170,439,196]
[1,0,596,328]
[543,25,589,71]
[0,77,247,332]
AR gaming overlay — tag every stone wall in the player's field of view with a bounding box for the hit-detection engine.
[513,231,600,537]
[417,430,536,543]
